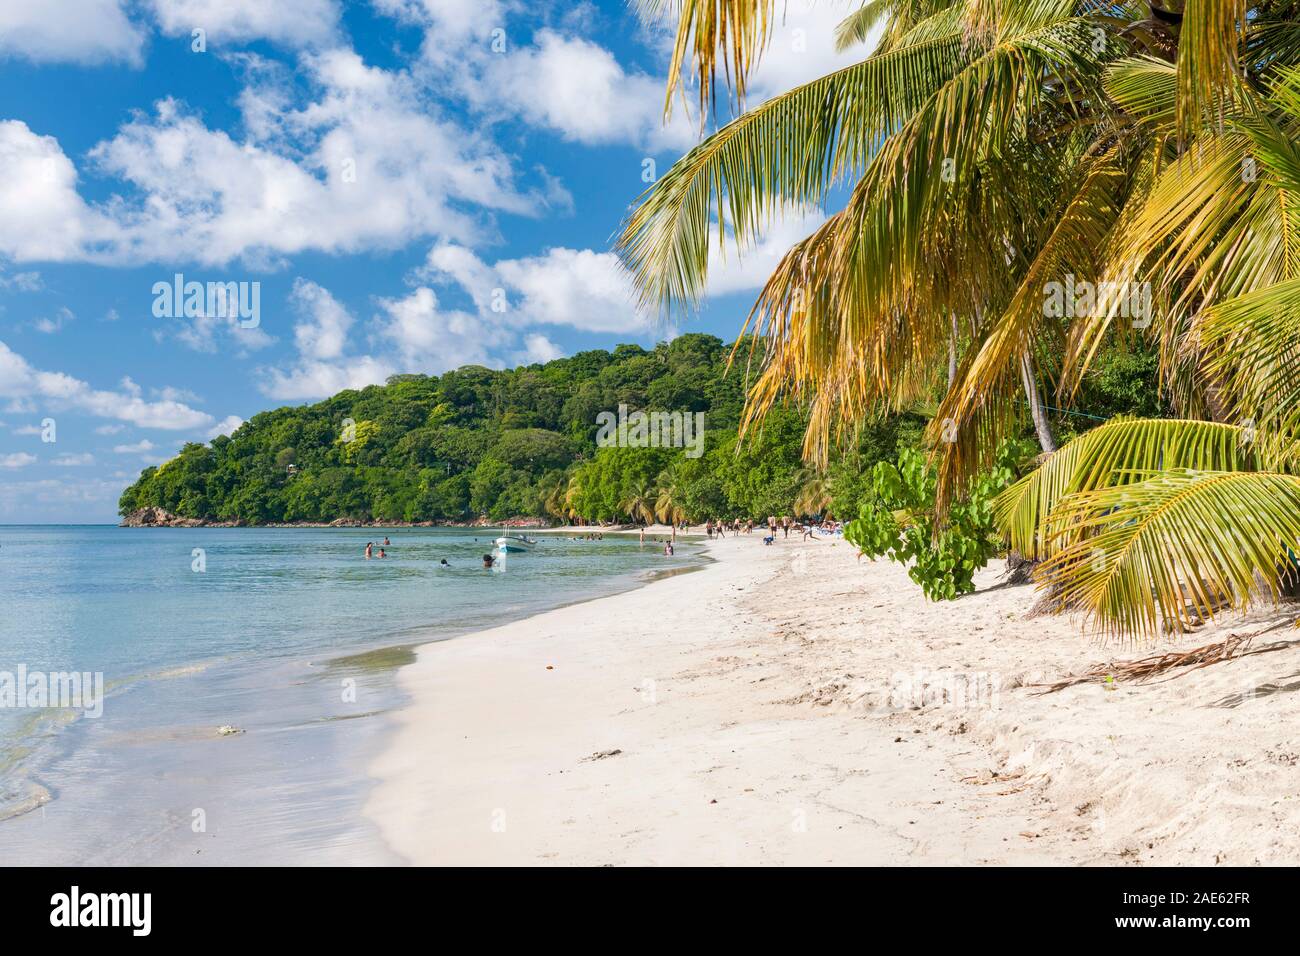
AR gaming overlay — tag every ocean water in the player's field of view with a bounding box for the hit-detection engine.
[0,525,701,864]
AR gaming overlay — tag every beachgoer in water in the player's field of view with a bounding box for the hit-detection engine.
[365,542,373,559]
[383,536,390,546]
[482,553,495,569]
[664,541,674,556]
[440,558,450,567]
[378,549,387,558]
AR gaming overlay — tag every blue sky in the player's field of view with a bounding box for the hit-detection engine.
[0,0,863,522]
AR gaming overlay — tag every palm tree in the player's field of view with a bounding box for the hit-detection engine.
[623,1,1300,638]
[619,479,660,524]
[654,470,688,525]
[792,468,832,519]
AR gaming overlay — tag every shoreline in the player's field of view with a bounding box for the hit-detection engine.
[366,535,1300,866]
[0,526,709,862]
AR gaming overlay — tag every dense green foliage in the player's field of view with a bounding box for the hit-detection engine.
[119,335,914,525]
[844,442,1028,601]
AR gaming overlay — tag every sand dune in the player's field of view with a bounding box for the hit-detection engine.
[366,535,1300,865]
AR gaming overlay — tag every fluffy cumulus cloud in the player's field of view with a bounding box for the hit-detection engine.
[0,50,558,267]
[469,30,696,151]
[0,0,146,66]
[206,415,245,439]
[149,0,341,48]
[0,451,36,469]
[0,339,213,430]
[258,280,395,401]
[0,121,115,262]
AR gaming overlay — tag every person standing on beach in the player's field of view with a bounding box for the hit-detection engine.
[782,516,790,538]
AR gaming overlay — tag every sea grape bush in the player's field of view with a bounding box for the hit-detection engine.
[845,443,1021,601]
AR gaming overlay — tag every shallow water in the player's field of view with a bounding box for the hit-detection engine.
[0,525,701,863]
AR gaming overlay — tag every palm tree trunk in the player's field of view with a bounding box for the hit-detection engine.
[1019,351,1057,454]
[947,314,958,388]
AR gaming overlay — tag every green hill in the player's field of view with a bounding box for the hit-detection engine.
[118,334,915,526]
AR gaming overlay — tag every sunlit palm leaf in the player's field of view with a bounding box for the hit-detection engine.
[995,418,1255,559]
[1037,470,1300,638]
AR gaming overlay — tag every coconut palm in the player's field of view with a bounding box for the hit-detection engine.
[623,0,1300,637]
[619,480,661,524]
[792,468,833,518]
[654,471,688,525]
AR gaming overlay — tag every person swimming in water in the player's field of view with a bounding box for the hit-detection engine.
[377,548,387,558]
[482,553,495,569]
[383,536,390,546]
[440,558,450,568]
[365,542,373,559]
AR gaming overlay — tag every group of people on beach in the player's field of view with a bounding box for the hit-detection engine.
[704,515,842,545]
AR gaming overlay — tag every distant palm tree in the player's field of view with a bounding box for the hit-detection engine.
[619,480,660,524]
[654,471,687,525]
[792,469,832,519]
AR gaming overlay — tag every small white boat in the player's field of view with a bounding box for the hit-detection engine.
[494,534,536,553]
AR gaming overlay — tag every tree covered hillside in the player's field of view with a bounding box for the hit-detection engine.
[118,334,918,526]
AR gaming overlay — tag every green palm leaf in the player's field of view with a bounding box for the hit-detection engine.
[995,418,1255,558]
[1037,469,1300,638]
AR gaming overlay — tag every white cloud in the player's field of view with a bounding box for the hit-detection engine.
[376,286,497,370]
[149,0,341,48]
[0,340,213,430]
[0,268,41,292]
[703,208,828,296]
[257,279,396,401]
[1,50,560,267]
[496,248,650,333]
[32,306,74,334]
[260,355,396,402]
[743,2,880,103]
[0,452,36,468]
[94,423,125,435]
[52,452,95,466]
[160,309,275,354]
[0,0,146,66]
[0,120,114,262]
[422,242,649,334]
[516,333,563,365]
[12,424,40,436]
[207,415,244,438]
[290,278,351,360]
[473,30,696,150]
[113,439,155,454]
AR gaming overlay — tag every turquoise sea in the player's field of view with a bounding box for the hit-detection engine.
[0,525,702,863]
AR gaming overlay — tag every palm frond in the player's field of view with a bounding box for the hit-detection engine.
[618,29,967,313]
[1036,470,1300,638]
[995,418,1255,559]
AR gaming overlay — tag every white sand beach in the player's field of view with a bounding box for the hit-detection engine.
[366,535,1300,866]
